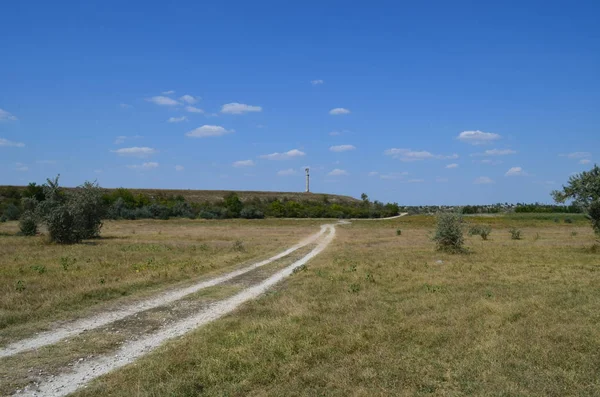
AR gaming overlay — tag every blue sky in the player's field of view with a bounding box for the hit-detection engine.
[1,0,598,205]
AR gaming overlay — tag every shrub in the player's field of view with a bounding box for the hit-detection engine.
[232,240,245,252]
[553,217,560,223]
[2,203,20,221]
[587,200,600,236]
[37,176,104,243]
[19,212,38,236]
[69,181,104,239]
[148,204,170,220]
[240,206,264,219]
[432,212,465,253]
[396,229,402,236]
[0,216,6,223]
[224,193,243,217]
[468,225,492,240]
[509,227,522,240]
[171,201,194,219]
[564,217,573,224]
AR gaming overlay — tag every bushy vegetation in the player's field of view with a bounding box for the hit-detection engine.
[1,182,402,227]
[468,224,492,240]
[18,212,38,236]
[432,212,465,253]
[509,227,522,240]
[552,164,600,237]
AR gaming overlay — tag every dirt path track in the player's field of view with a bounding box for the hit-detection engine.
[13,224,336,396]
[0,226,328,359]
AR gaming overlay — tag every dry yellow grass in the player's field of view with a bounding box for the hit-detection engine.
[69,216,600,396]
[0,218,319,344]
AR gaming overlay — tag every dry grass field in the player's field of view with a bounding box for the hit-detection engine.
[70,215,599,397]
[1,214,599,396]
[0,219,319,345]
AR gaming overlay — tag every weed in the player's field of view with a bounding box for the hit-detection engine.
[232,240,245,252]
[16,280,25,292]
[554,217,560,223]
[60,256,76,271]
[293,264,308,274]
[396,229,402,236]
[509,227,522,240]
[365,273,375,283]
[571,231,578,237]
[349,283,360,293]
[564,217,573,224]
[534,232,541,241]
[100,277,105,284]
[344,264,357,273]
[31,265,46,274]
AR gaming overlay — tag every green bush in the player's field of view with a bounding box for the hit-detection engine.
[240,206,264,219]
[509,227,522,240]
[37,176,104,244]
[432,212,465,253]
[468,225,492,240]
[2,203,20,221]
[588,200,600,236]
[396,229,402,236]
[19,211,38,236]
[564,217,573,224]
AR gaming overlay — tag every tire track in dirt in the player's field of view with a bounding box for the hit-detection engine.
[16,224,336,397]
[0,225,329,359]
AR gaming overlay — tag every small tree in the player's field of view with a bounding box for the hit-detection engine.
[552,165,600,236]
[19,211,38,236]
[224,193,243,217]
[433,212,465,253]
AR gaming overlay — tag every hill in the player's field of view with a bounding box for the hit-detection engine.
[0,186,360,205]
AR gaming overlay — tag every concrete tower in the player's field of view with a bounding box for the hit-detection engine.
[305,168,310,193]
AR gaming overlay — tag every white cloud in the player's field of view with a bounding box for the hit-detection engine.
[478,159,503,165]
[119,103,132,109]
[384,148,458,162]
[330,144,356,152]
[0,138,25,147]
[329,131,341,136]
[471,148,517,156]
[329,108,350,115]
[277,168,298,176]
[146,96,180,106]
[175,165,184,171]
[185,106,204,114]
[186,125,233,138]
[15,163,28,172]
[580,159,592,165]
[128,162,159,170]
[168,116,188,123]
[436,177,449,183]
[368,171,379,177]
[445,163,458,169]
[94,169,103,174]
[560,152,591,159]
[328,168,349,176]
[179,95,198,104]
[111,146,157,157]
[505,166,528,176]
[474,176,494,184]
[162,90,175,95]
[233,160,255,167]
[221,103,262,114]
[259,149,306,160]
[114,135,142,145]
[311,79,324,85]
[0,109,17,122]
[457,130,501,145]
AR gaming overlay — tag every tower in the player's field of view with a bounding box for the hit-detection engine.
[305,168,310,193]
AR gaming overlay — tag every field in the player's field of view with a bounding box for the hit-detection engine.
[1,215,599,396]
